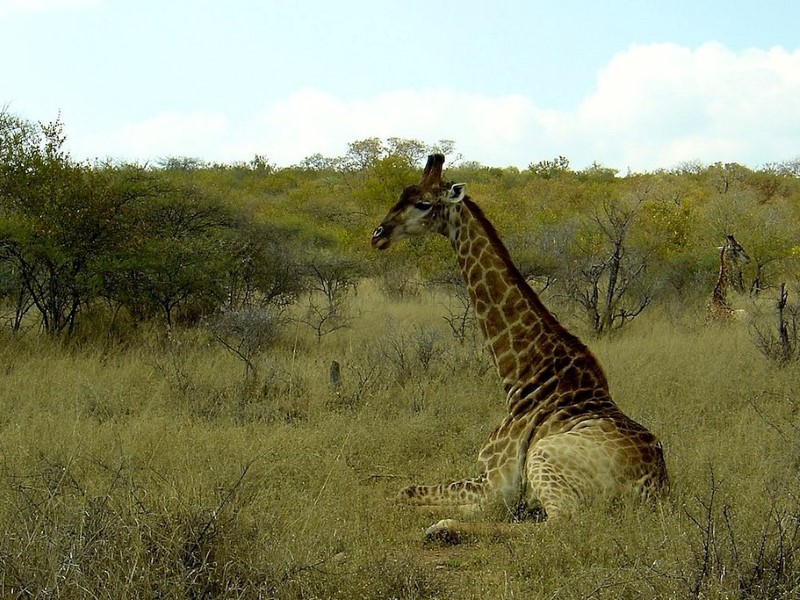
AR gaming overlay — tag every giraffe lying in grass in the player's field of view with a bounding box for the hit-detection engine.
[371,154,669,542]
[706,234,751,322]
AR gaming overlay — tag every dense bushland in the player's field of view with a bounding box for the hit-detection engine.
[2,111,800,597]
[2,111,800,340]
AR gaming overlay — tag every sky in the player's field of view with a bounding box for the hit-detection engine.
[1,0,799,172]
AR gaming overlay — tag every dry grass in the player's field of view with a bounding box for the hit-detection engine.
[1,285,799,598]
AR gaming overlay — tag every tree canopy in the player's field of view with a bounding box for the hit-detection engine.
[1,110,799,337]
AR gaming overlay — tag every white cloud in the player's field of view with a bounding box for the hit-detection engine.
[552,42,800,170]
[253,88,550,167]
[68,42,800,172]
[77,111,229,163]
[73,90,552,168]
[246,43,800,171]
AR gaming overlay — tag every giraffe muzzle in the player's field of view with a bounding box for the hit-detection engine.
[371,225,391,250]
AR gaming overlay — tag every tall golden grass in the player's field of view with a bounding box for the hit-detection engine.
[0,283,798,598]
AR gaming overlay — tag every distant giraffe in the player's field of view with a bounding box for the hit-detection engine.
[371,155,668,541]
[706,234,750,322]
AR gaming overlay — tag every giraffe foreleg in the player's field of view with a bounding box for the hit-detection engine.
[398,474,487,511]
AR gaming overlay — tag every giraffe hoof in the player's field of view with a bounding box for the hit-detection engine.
[424,519,461,544]
[398,485,415,500]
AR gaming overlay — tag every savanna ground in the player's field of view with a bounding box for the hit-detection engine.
[1,281,799,599]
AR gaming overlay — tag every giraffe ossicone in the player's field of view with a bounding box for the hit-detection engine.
[371,154,669,542]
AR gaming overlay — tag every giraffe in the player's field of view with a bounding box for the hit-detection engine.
[371,154,669,542]
[706,234,751,322]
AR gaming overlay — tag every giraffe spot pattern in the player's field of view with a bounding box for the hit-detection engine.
[374,158,669,536]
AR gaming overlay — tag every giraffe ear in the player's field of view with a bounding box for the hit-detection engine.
[447,183,466,203]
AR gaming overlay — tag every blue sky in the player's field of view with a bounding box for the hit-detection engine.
[2,0,799,172]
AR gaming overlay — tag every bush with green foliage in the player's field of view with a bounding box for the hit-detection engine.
[2,110,800,340]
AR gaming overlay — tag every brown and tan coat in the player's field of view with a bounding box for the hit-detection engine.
[706,234,751,322]
[371,155,669,541]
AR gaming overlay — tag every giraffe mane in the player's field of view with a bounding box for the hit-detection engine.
[460,196,598,359]
[460,198,532,296]
[710,245,728,303]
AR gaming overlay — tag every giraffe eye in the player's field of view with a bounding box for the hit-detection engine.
[415,202,432,211]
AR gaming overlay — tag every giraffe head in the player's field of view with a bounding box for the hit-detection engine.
[721,234,751,267]
[371,154,466,250]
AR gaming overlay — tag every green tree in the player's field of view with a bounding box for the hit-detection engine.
[559,182,655,335]
[224,219,305,311]
[0,113,154,334]
[528,155,571,179]
[104,178,235,326]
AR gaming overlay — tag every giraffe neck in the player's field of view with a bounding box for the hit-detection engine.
[711,246,729,306]
[443,198,608,408]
